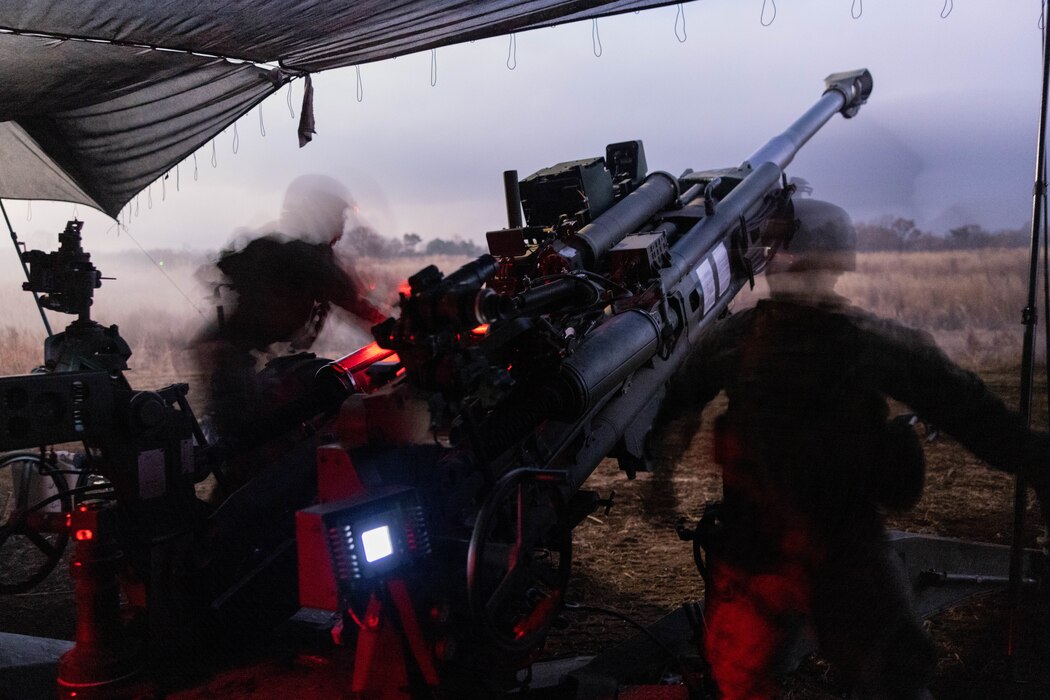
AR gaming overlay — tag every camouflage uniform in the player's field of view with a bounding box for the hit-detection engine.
[676,294,1050,700]
[197,235,384,441]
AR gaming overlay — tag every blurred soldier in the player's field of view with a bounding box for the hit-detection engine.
[194,175,385,480]
[668,198,1050,699]
[187,177,389,616]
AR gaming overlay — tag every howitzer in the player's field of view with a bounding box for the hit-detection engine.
[298,70,873,693]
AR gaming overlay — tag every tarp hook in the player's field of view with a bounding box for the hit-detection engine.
[761,0,777,27]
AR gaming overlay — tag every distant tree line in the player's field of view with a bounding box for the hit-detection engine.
[854,218,1030,252]
[121,219,1027,263]
[345,226,485,258]
[351,219,1029,257]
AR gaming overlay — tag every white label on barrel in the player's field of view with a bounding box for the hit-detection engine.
[696,259,716,314]
[712,244,731,296]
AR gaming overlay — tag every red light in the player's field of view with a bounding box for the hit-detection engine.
[331,342,397,374]
[74,529,94,541]
[73,561,82,567]
[78,505,88,512]
[471,324,489,336]
[397,279,412,296]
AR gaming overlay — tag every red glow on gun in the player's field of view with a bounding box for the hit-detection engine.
[328,342,401,394]
[331,341,396,375]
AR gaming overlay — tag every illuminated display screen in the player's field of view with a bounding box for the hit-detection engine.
[306,485,431,588]
[361,524,394,563]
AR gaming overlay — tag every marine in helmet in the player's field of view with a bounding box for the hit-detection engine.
[213,174,385,353]
[193,175,386,479]
[665,198,1050,699]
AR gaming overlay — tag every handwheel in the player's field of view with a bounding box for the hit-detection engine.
[0,452,74,594]
[466,468,572,657]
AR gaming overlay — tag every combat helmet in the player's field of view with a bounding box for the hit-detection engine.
[770,198,857,274]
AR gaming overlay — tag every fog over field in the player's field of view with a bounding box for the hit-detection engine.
[0,242,1039,385]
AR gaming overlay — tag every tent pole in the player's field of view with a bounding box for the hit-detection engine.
[1007,5,1050,670]
[0,199,52,337]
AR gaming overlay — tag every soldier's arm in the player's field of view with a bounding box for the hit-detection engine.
[857,313,1049,477]
[299,242,387,324]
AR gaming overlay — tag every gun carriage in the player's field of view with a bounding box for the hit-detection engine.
[295,69,874,693]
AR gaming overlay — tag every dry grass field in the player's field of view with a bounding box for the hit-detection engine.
[841,249,1032,370]
[740,248,1033,372]
[0,247,1035,380]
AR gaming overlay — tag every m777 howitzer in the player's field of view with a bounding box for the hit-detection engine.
[297,70,873,693]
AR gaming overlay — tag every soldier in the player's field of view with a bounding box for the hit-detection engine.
[193,175,385,483]
[668,198,1050,699]
[188,178,388,612]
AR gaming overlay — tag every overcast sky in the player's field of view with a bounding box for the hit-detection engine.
[2,0,1046,265]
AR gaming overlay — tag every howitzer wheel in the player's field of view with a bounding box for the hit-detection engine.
[466,468,572,658]
[0,452,73,594]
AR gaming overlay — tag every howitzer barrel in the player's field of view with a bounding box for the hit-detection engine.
[664,69,872,295]
[745,69,873,171]
[567,171,679,268]
[662,161,783,293]
[563,70,875,483]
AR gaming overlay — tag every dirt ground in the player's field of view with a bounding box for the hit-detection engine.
[2,370,1049,698]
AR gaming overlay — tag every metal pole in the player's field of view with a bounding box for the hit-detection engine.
[0,198,52,337]
[1007,7,1050,663]
[503,170,523,229]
